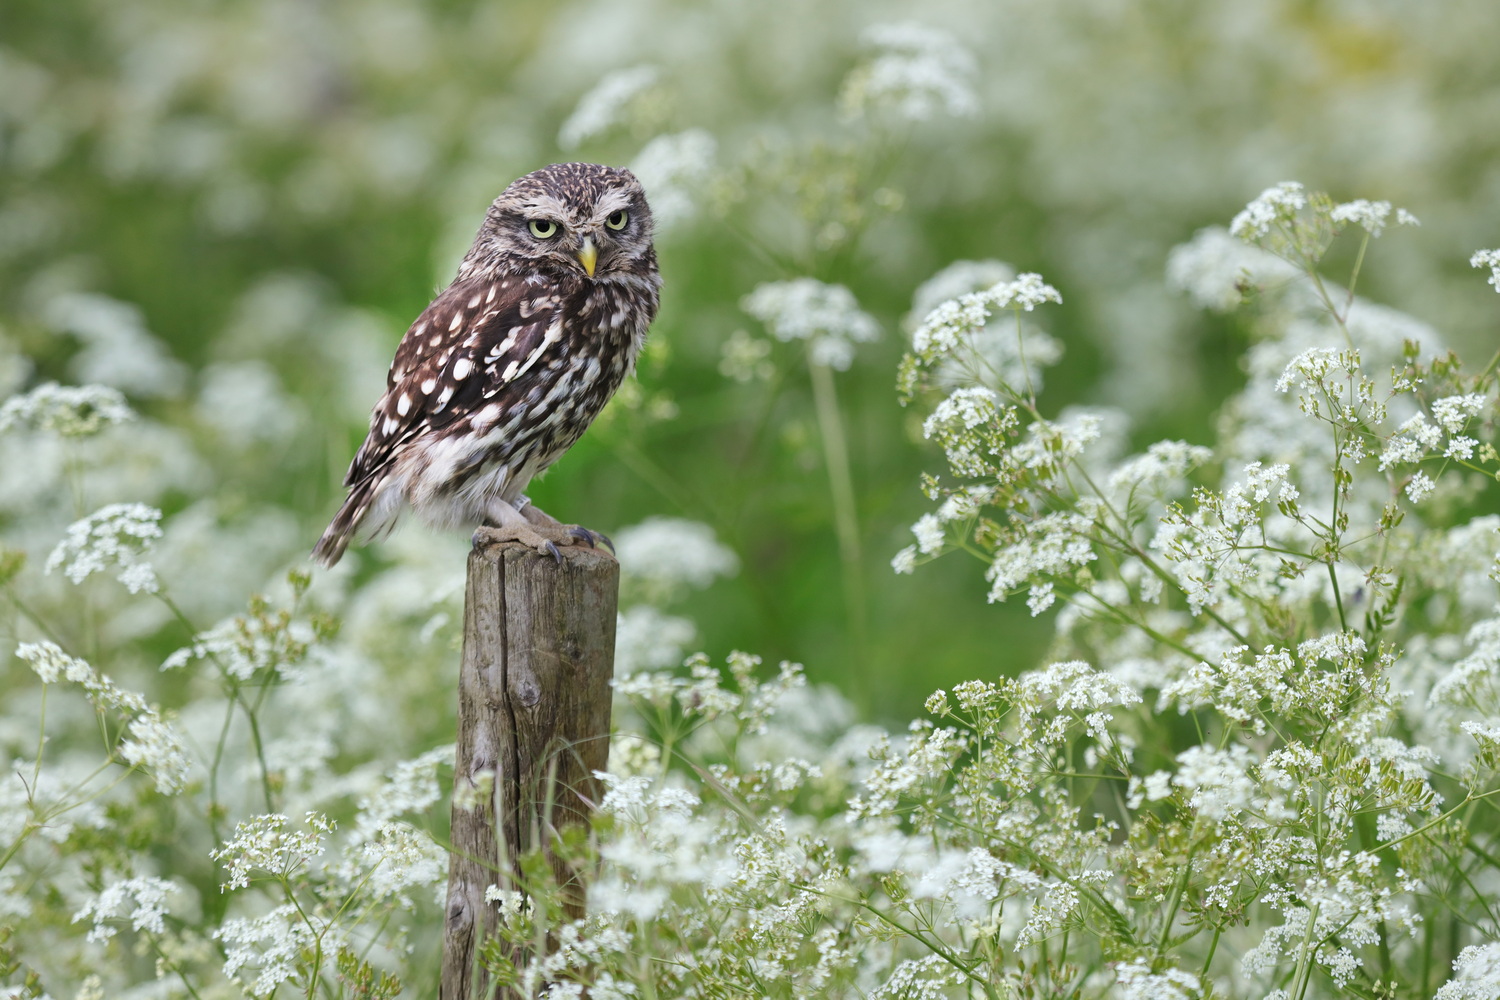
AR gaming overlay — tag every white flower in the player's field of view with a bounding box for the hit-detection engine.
[741,279,880,370]
[0,381,134,437]
[615,605,696,675]
[1166,226,1298,312]
[1431,393,1487,432]
[217,904,330,996]
[71,877,179,944]
[119,711,192,795]
[911,513,945,555]
[558,65,660,149]
[1406,471,1436,503]
[1470,248,1500,293]
[1229,181,1307,240]
[1329,199,1416,237]
[1026,581,1056,616]
[631,129,715,230]
[1173,743,1258,821]
[890,545,917,574]
[358,821,447,901]
[908,260,1015,324]
[357,745,454,834]
[17,640,94,685]
[1437,943,1500,1000]
[196,361,301,445]
[1114,959,1200,1000]
[614,517,738,599]
[993,273,1063,311]
[840,23,978,122]
[211,813,336,891]
[45,292,187,397]
[45,502,163,593]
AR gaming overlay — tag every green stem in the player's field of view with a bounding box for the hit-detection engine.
[1289,902,1323,1000]
[808,358,868,668]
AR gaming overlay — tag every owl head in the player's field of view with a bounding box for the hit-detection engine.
[466,162,656,281]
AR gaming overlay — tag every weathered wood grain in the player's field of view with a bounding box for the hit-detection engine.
[440,541,619,1000]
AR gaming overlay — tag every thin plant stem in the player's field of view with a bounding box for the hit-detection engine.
[808,358,869,669]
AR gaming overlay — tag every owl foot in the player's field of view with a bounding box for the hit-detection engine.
[473,501,614,563]
[519,501,615,554]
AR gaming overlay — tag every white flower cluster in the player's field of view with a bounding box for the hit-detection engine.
[1328,199,1419,236]
[1165,226,1299,312]
[614,516,738,603]
[1113,959,1201,1000]
[631,128,715,230]
[216,903,332,997]
[840,22,979,122]
[1437,943,1500,1000]
[210,812,336,890]
[1151,461,1301,614]
[558,65,661,149]
[16,641,192,794]
[1472,249,1500,292]
[1229,181,1308,241]
[910,272,1062,358]
[45,502,163,594]
[0,381,134,437]
[741,278,880,370]
[71,876,179,944]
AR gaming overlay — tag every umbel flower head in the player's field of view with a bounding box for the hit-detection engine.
[46,502,163,594]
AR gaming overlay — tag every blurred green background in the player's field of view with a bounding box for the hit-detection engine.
[4,0,1500,721]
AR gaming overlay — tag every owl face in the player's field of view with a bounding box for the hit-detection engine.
[472,162,656,281]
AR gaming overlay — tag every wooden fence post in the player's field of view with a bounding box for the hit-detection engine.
[440,541,619,999]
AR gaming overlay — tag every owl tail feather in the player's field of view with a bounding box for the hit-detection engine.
[311,482,374,569]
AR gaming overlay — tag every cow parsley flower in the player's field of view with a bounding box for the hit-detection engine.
[558,65,661,149]
[0,381,134,437]
[211,812,336,891]
[17,640,94,685]
[45,502,163,593]
[741,278,880,370]
[1406,471,1436,503]
[840,22,978,122]
[357,821,447,901]
[1437,943,1500,1000]
[71,877,179,944]
[1114,959,1201,1000]
[1230,181,1308,241]
[631,128,715,230]
[1173,743,1259,821]
[615,605,696,675]
[1470,249,1500,292]
[1329,199,1418,236]
[1166,226,1298,312]
[1431,393,1487,432]
[45,292,188,397]
[614,517,738,601]
[119,710,192,794]
[217,904,331,996]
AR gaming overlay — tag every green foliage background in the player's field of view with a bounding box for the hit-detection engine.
[5,0,1500,717]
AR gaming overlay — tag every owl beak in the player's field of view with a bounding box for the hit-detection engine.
[577,237,598,277]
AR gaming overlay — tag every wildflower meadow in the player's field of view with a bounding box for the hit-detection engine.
[5,2,1500,998]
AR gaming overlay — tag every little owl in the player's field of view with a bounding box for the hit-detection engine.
[312,162,660,567]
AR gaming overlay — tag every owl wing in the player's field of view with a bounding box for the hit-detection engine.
[343,275,563,489]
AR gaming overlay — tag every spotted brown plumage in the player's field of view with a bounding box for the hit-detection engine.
[312,163,661,567]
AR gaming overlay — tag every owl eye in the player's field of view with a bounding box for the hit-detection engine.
[605,209,629,231]
[527,219,559,239]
